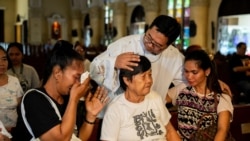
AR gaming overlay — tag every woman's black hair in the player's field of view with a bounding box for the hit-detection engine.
[6,42,23,69]
[42,40,83,86]
[149,15,181,46]
[7,42,23,54]
[184,50,222,94]
[119,55,151,91]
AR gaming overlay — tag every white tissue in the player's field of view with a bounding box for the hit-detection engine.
[80,71,89,84]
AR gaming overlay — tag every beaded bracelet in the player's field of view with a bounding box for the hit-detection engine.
[84,118,96,124]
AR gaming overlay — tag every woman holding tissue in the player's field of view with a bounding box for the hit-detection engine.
[12,40,109,141]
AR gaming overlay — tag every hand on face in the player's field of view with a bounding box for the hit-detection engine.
[85,86,109,118]
[115,52,140,71]
[70,76,91,101]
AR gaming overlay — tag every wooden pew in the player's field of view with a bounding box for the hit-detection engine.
[230,104,250,141]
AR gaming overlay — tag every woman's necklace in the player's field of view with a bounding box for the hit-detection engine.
[11,64,24,74]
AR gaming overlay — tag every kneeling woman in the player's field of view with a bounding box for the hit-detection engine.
[101,55,180,141]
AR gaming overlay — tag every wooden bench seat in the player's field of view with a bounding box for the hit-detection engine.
[230,104,250,141]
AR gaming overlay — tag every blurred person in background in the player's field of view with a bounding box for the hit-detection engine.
[229,42,250,103]
[7,42,40,92]
[73,42,90,72]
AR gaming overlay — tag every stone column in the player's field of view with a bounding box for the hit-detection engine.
[16,0,28,20]
[29,8,43,44]
[142,0,160,25]
[208,0,222,53]
[189,0,209,50]
[112,1,126,40]
[16,0,28,43]
[89,6,101,46]
[159,0,167,15]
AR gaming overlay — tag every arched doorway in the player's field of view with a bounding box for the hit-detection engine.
[130,5,146,35]
[217,0,250,55]
[83,14,91,47]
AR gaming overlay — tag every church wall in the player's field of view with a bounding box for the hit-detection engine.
[207,0,222,54]
[28,0,73,44]
[0,0,225,53]
[0,0,16,42]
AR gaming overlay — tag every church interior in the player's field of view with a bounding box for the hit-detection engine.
[0,0,250,140]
